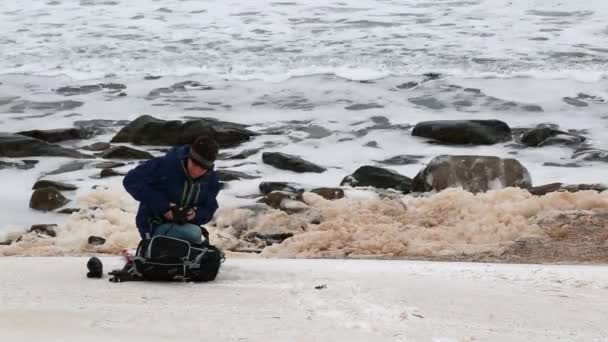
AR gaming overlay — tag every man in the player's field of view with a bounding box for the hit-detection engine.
[123,135,221,244]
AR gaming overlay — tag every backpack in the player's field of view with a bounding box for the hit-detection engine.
[109,235,224,283]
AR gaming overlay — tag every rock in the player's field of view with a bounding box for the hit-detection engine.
[223,148,263,160]
[17,127,90,143]
[216,169,259,181]
[0,133,89,158]
[93,161,126,169]
[364,141,379,148]
[257,191,302,209]
[563,97,588,107]
[146,81,213,99]
[82,142,111,151]
[110,115,256,148]
[408,96,446,110]
[396,81,418,89]
[32,180,77,191]
[520,126,585,147]
[102,146,153,159]
[262,152,326,173]
[374,155,424,165]
[412,120,511,145]
[0,159,38,170]
[542,162,581,168]
[0,240,11,246]
[57,208,81,214]
[88,236,106,245]
[29,187,69,211]
[340,166,412,193]
[411,155,531,193]
[55,83,126,96]
[572,148,608,162]
[46,161,89,175]
[521,104,543,112]
[310,187,345,200]
[243,232,294,246]
[259,182,303,195]
[29,224,57,237]
[99,168,125,178]
[280,198,310,214]
[9,100,83,113]
[528,183,607,196]
[344,103,384,111]
[74,119,130,136]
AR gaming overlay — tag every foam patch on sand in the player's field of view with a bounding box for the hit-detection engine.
[3,187,608,258]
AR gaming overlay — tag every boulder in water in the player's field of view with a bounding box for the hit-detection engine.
[17,128,91,143]
[102,146,153,160]
[0,133,89,158]
[340,165,412,193]
[262,152,326,173]
[29,187,69,211]
[412,120,511,145]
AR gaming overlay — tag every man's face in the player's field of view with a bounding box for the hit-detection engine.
[187,158,208,178]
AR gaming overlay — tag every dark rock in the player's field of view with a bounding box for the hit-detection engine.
[99,168,125,178]
[0,240,12,246]
[299,125,332,139]
[88,236,106,245]
[32,180,77,191]
[102,146,153,160]
[412,120,511,145]
[364,141,379,148]
[224,148,263,160]
[563,97,588,107]
[411,155,531,193]
[528,183,607,196]
[521,104,543,112]
[408,96,446,110]
[243,232,294,246]
[216,169,259,181]
[0,133,89,158]
[57,208,81,214]
[542,162,581,168]
[340,166,412,193]
[464,88,482,93]
[9,100,83,113]
[144,75,162,80]
[82,142,111,151]
[571,148,608,162]
[520,126,585,147]
[0,159,38,170]
[262,152,326,173]
[344,103,384,111]
[374,155,424,165]
[46,161,88,175]
[110,115,256,148]
[73,119,130,136]
[147,81,213,99]
[55,83,126,96]
[17,128,90,143]
[423,72,441,80]
[93,161,126,169]
[259,181,303,195]
[29,224,57,237]
[396,81,418,89]
[310,187,345,200]
[29,187,69,211]
[257,191,301,209]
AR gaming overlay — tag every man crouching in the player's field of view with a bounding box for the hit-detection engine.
[123,135,220,244]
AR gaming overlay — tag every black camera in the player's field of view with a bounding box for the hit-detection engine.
[171,206,192,225]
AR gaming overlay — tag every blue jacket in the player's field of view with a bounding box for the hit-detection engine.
[123,145,220,238]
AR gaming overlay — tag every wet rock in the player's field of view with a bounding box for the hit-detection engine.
[102,146,153,160]
[521,104,543,112]
[344,103,384,111]
[571,148,608,162]
[223,148,263,160]
[46,161,89,176]
[82,142,111,151]
[528,182,607,196]
[408,96,446,110]
[9,100,83,113]
[340,166,412,193]
[29,224,57,237]
[243,232,294,246]
[411,155,531,193]
[93,161,126,169]
[57,208,81,214]
[542,162,581,168]
[0,133,89,158]
[88,236,106,245]
[257,191,302,209]
[111,115,256,148]
[17,127,91,143]
[0,159,38,170]
[310,187,345,200]
[259,181,303,195]
[396,81,418,89]
[32,180,77,191]
[412,120,511,145]
[146,81,213,99]
[374,155,424,165]
[262,152,326,173]
[520,126,585,147]
[299,125,333,139]
[74,119,130,136]
[55,83,126,96]
[563,97,588,107]
[364,141,379,148]
[216,169,259,181]
[29,187,69,211]
[99,168,125,178]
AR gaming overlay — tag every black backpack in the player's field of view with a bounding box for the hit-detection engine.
[109,235,224,283]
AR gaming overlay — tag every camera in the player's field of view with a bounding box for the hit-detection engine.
[171,206,192,224]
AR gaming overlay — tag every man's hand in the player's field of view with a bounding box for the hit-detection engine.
[163,203,177,220]
[186,207,196,221]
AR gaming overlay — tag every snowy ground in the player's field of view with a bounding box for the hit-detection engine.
[1,257,607,342]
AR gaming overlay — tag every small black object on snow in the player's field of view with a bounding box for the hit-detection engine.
[314,284,327,290]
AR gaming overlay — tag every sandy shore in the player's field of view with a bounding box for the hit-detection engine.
[1,257,607,342]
